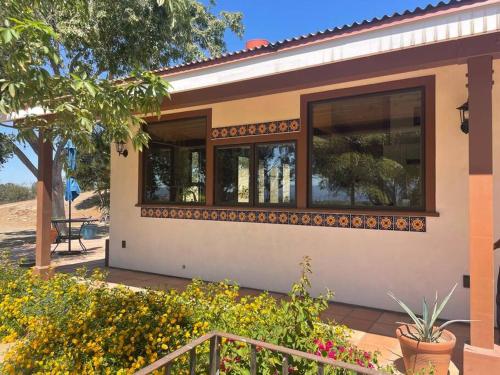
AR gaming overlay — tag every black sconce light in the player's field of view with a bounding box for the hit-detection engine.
[457,101,469,134]
[115,141,128,157]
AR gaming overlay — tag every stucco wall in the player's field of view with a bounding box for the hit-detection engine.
[110,63,500,320]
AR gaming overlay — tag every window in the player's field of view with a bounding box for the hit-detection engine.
[256,143,296,206]
[215,146,251,205]
[214,142,296,207]
[143,117,206,204]
[310,88,424,210]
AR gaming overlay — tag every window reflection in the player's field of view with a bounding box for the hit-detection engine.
[143,117,206,204]
[256,143,296,205]
[310,88,424,210]
[215,147,251,205]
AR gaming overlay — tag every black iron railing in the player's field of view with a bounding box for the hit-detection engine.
[134,331,384,375]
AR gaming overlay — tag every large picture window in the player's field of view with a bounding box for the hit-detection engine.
[143,117,206,204]
[310,88,424,210]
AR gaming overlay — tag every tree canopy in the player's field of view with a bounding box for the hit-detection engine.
[0,0,244,149]
[0,0,244,219]
[0,133,13,167]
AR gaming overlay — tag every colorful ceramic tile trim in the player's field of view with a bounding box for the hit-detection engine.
[140,207,426,232]
[211,119,300,139]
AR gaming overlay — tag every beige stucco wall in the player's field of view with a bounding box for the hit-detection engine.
[110,62,500,320]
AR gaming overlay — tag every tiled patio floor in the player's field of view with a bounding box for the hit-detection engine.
[54,251,471,374]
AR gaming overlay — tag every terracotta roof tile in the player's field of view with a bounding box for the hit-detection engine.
[144,0,490,77]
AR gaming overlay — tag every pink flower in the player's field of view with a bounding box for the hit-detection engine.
[327,350,337,360]
[338,346,345,353]
[325,340,333,351]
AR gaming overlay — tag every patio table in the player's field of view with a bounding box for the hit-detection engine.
[51,217,98,255]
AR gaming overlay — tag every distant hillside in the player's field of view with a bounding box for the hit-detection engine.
[0,191,102,232]
[0,183,36,204]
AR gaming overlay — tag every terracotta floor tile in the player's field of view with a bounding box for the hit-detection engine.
[349,307,383,321]
[320,310,348,324]
[327,302,355,316]
[341,316,375,332]
[369,322,398,337]
[376,311,410,325]
[354,332,402,367]
[348,329,367,345]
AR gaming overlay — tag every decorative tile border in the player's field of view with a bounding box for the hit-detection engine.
[140,207,426,232]
[211,119,300,139]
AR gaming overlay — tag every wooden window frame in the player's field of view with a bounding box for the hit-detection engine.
[214,143,254,207]
[138,109,212,206]
[138,76,436,217]
[213,141,298,208]
[300,76,436,215]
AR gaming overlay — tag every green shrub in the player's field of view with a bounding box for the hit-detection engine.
[0,183,36,204]
[0,253,389,374]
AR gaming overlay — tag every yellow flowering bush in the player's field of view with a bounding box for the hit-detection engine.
[0,261,202,374]
[0,253,390,374]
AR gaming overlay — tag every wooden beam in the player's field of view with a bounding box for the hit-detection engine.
[33,132,53,279]
[468,55,494,349]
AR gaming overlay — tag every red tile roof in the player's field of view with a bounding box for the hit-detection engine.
[153,0,489,77]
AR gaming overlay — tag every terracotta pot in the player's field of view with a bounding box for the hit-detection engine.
[396,325,456,375]
[50,228,58,244]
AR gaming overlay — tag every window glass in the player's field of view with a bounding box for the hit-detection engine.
[143,117,206,203]
[310,88,424,210]
[256,143,296,205]
[215,147,251,205]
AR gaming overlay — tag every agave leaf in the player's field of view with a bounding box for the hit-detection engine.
[437,319,474,332]
[388,291,424,332]
[432,290,438,321]
[422,297,430,340]
[429,284,457,329]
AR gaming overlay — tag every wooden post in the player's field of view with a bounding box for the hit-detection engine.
[467,55,494,349]
[33,132,53,279]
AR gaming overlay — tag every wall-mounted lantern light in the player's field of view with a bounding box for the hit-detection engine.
[115,141,128,157]
[457,101,469,134]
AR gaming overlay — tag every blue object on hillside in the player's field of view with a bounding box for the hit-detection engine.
[64,177,81,202]
[65,140,77,171]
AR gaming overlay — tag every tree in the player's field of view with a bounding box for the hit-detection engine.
[0,133,13,168]
[0,183,36,203]
[72,127,110,216]
[313,132,422,207]
[0,0,243,219]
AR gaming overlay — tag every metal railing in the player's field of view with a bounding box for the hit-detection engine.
[134,331,384,375]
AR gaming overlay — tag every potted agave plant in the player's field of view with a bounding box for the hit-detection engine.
[388,284,470,375]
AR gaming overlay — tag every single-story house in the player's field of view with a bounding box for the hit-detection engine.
[106,0,500,369]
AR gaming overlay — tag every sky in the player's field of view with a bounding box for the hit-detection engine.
[0,0,437,186]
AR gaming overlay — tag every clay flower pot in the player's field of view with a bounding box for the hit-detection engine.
[50,228,58,244]
[396,325,456,375]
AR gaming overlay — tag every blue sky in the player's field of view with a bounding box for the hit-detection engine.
[0,0,436,186]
